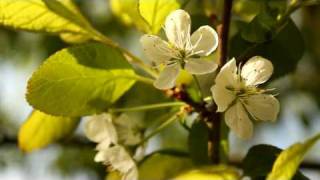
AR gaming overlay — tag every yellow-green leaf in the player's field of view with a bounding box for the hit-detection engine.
[267,133,320,180]
[18,110,80,153]
[139,0,180,34]
[110,0,149,32]
[174,165,241,180]
[26,43,137,116]
[0,0,94,42]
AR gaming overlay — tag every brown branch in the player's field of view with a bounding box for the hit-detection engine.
[207,0,234,164]
[218,0,233,66]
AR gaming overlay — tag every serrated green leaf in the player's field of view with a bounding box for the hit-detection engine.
[230,19,304,79]
[241,12,277,43]
[174,165,241,180]
[26,43,137,116]
[0,0,94,42]
[18,110,79,152]
[267,133,320,180]
[139,0,180,34]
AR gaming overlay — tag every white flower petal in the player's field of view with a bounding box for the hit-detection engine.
[114,114,142,146]
[154,63,180,89]
[244,94,280,121]
[123,167,138,180]
[94,145,136,174]
[140,34,174,65]
[165,9,191,49]
[215,58,238,87]
[85,114,118,144]
[211,84,236,112]
[185,58,217,75]
[241,56,273,86]
[191,25,219,56]
[225,102,253,139]
[211,58,238,112]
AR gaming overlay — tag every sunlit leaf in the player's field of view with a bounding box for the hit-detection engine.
[27,43,137,116]
[0,0,94,42]
[18,110,79,152]
[267,133,320,180]
[139,0,180,34]
[110,0,149,32]
[174,165,241,180]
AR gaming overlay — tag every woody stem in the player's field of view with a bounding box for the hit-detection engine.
[208,0,233,164]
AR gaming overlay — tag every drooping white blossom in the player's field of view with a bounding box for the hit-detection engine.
[211,56,280,139]
[84,114,139,180]
[140,9,219,89]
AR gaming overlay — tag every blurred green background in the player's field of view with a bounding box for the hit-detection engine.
[0,0,319,179]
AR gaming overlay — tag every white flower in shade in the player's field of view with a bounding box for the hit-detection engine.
[140,9,219,89]
[84,114,138,180]
[113,114,143,146]
[211,56,280,139]
[85,114,118,147]
[95,145,138,180]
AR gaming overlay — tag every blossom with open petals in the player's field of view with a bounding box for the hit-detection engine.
[140,9,219,89]
[211,56,280,139]
[84,114,138,180]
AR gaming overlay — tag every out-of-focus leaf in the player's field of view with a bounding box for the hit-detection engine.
[230,19,305,79]
[174,165,240,180]
[189,120,209,165]
[267,134,320,180]
[110,0,149,32]
[243,144,309,180]
[139,0,180,34]
[26,43,136,116]
[18,110,79,153]
[241,12,277,43]
[138,151,192,179]
[0,0,95,42]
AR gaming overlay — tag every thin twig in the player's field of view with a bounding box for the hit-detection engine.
[208,0,234,164]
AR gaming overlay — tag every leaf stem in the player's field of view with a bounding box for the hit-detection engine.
[109,102,185,113]
[92,31,158,78]
[139,112,179,145]
[192,75,204,101]
[134,74,154,85]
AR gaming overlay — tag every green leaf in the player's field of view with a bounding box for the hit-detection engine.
[189,120,209,165]
[243,144,309,180]
[230,19,305,79]
[0,0,94,41]
[26,43,137,116]
[18,110,79,152]
[110,0,149,33]
[139,0,180,34]
[241,12,277,43]
[174,165,241,180]
[139,151,193,179]
[267,134,320,180]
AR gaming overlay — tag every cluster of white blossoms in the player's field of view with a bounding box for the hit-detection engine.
[85,114,141,180]
[141,9,219,89]
[141,9,280,139]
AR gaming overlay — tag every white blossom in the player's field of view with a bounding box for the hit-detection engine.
[84,114,138,180]
[211,56,280,139]
[140,9,219,89]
